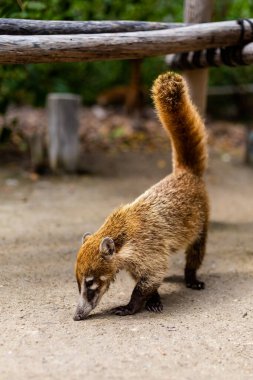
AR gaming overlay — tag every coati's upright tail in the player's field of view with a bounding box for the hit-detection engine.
[152,72,207,177]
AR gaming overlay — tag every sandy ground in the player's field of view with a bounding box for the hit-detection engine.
[0,150,253,380]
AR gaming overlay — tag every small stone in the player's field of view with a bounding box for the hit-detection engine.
[221,153,231,163]
[5,178,19,187]
[91,106,108,120]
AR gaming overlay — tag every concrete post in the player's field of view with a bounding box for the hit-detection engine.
[47,93,80,172]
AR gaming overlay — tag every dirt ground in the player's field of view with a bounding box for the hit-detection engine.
[0,149,253,380]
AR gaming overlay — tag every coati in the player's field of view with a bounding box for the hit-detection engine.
[74,72,209,320]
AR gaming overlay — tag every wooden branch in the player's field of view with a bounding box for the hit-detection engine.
[0,18,186,35]
[166,42,253,69]
[0,20,252,64]
[184,0,214,23]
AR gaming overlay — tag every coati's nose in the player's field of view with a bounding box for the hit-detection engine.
[73,307,89,321]
[73,302,92,321]
[73,312,85,321]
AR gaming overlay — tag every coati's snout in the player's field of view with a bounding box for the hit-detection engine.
[73,279,99,320]
[73,235,116,320]
[73,296,93,321]
[73,273,109,320]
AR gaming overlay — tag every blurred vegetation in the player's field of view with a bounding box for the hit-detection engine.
[0,0,253,113]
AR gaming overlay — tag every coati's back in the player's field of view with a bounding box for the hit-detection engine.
[130,170,208,255]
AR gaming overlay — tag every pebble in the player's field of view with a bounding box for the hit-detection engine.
[5,178,19,187]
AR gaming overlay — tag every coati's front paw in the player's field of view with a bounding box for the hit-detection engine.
[110,305,137,316]
[186,280,205,290]
[145,292,163,312]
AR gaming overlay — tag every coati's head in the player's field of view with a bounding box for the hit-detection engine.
[73,232,117,320]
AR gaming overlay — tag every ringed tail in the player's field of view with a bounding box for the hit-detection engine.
[152,72,207,177]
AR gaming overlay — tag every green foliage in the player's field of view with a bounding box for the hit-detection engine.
[1,0,183,21]
[0,0,252,112]
[214,0,253,21]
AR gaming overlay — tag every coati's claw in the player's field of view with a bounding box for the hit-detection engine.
[110,305,135,316]
[145,301,163,313]
[145,291,163,312]
[186,281,205,290]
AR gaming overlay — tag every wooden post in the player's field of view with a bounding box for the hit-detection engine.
[183,0,214,116]
[29,131,46,172]
[47,93,80,173]
[245,125,253,165]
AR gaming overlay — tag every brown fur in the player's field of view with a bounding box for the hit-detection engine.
[152,72,207,176]
[74,72,209,319]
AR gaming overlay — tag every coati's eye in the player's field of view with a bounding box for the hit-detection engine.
[85,279,94,287]
[87,288,96,302]
[84,277,98,302]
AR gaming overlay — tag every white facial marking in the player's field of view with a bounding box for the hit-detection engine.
[100,275,107,281]
[86,276,94,282]
[89,283,99,290]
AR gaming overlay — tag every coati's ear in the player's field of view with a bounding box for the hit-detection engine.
[82,232,92,244]
[99,237,115,259]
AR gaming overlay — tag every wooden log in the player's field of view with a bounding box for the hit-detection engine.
[183,0,214,116]
[0,18,186,35]
[166,42,253,69]
[0,20,252,64]
[47,94,80,173]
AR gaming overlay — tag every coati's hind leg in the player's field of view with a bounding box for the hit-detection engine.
[184,225,207,290]
[145,291,163,312]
